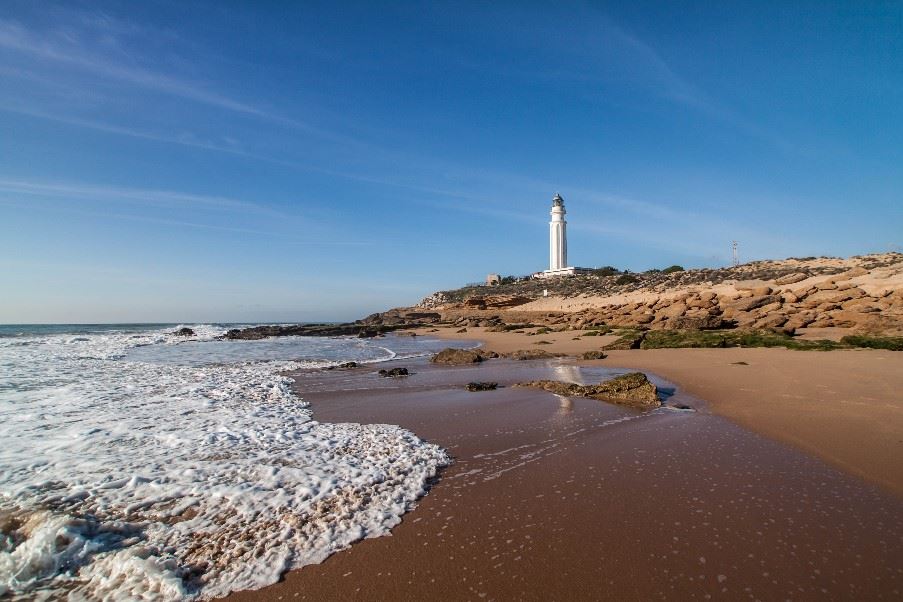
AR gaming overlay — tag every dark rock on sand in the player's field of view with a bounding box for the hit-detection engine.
[515,372,660,409]
[604,333,646,350]
[505,349,560,360]
[326,362,358,370]
[378,367,409,377]
[581,350,608,360]
[465,382,498,392]
[173,327,195,336]
[431,348,488,364]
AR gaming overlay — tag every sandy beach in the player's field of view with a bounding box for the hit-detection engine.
[231,332,903,601]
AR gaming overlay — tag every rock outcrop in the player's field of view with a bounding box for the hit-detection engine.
[414,253,903,339]
[173,327,195,336]
[222,308,442,340]
[431,348,489,365]
[515,372,660,409]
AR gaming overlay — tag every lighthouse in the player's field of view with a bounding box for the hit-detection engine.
[536,193,591,279]
[549,193,567,271]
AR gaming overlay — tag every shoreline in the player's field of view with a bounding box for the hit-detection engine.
[418,325,903,497]
[230,334,903,600]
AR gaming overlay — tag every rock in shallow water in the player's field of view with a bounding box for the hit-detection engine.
[431,348,487,364]
[515,372,660,409]
[378,367,409,377]
[465,382,498,392]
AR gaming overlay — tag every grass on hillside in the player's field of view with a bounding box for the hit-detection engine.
[632,330,903,351]
[839,335,903,351]
[640,329,839,350]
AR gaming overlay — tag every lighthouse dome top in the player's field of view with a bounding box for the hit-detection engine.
[552,193,564,207]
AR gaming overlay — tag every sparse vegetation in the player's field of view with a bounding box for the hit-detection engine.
[591,266,621,277]
[639,330,840,351]
[488,323,536,332]
[839,335,903,351]
[615,274,639,285]
[662,265,685,274]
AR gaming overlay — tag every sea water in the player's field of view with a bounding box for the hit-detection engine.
[0,324,471,599]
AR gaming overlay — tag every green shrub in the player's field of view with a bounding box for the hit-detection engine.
[662,265,685,274]
[592,266,621,277]
[615,274,638,286]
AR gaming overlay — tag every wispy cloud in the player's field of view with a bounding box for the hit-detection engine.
[0,177,291,219]
[0,20,275,119]
[0,103,250,155]
[0,16,371,149]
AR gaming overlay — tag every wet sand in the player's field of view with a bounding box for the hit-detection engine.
[425,326,903,496]
[230,355,903,601]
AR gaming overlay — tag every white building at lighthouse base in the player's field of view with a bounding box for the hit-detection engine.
[534,266,594,279]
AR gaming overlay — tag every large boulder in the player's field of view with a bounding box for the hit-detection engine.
[515,372,660,409]
[804,288,866,307]
[658,302,688,319]
[731,294,781,312]
[774,272,809,285]
[173,327,195,336]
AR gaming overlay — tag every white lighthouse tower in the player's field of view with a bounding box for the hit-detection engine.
[537,193,591,279]
[549,192,567,271]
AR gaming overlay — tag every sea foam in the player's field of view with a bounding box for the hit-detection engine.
[0,326,450,599]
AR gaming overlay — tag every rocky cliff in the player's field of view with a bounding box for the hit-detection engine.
[416,253,903,338]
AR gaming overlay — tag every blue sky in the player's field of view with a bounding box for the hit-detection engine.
[1,1,901,323]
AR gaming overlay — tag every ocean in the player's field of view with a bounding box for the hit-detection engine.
[0,323,473,599]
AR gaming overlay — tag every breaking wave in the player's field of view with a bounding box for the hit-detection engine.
[0,325,450,599]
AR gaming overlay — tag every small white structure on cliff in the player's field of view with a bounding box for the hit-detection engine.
[535,193,592,278]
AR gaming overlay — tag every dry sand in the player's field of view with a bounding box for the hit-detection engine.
[229,334,903,601]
